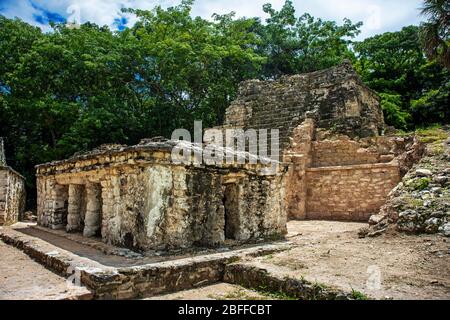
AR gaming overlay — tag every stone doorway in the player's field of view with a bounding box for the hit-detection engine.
[223,184,240,240]
[67,183,102,238]
[52,184,69,230]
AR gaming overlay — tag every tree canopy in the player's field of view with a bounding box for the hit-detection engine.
[354,25,449,129]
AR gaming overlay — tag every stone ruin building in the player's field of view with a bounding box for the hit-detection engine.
[222,61,421,221]
[36,139,287,251]
[35,61,422,251]
[0,137,26,226]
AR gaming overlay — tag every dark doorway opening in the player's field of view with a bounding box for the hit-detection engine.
[223,184,240,240]
[54,184,69,230]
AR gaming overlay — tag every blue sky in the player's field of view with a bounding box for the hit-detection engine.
[0,0,425,39]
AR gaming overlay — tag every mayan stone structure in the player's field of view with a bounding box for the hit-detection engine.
[36,139,287,251]
[0,137,26,225]
[224,61,421,221]
[282,120,422,221]
[224,60,384,150]
[35,61,422,252]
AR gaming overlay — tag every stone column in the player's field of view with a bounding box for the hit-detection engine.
[66,185,83,232]
[50,183,68,230]
[100,180,113,243]
[83,183,102,237]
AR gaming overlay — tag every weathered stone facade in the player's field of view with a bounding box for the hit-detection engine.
[0,138,26,226]
[36,139,287,251]
[224,60,384,151]
[223,62,422,222]
[280,120,422,221]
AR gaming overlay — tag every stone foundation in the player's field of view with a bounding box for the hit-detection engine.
[0,225,291,300]
[224,263,357,300]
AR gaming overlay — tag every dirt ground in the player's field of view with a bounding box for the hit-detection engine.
[245,221,450,300]
[147,221,449,300]
[0,240,91,300]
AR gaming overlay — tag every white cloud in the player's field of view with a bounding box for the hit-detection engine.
[287,0,423,39]
[0,0,424,39]
[0,0,53,31]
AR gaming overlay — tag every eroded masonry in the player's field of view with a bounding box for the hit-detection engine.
[222,61,422,221]
[0,138,26,226]
[36,139,287,251]
[35,61,423,250]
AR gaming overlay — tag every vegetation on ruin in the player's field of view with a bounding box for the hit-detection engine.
[415,126,449,143]
[0,0,448,206]
[350,289,369,300]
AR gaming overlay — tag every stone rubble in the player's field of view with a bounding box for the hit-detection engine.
[364,131,450,237]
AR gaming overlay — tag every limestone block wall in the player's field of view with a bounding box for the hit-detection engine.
[312,139,386,167]
[0,167,26,225]
[281,119,421,222]
[305,163,400,221]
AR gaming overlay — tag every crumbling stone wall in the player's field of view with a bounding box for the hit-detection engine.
[36,140,287,251]
[222,62,423,222]
[312,139,385,167]
[282,120,421,221]
[283,119,315,220]
[224,61,384,151]
[0,138,26,225]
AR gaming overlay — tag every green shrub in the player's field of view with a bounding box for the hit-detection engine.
[407,178,431,191]
[380,93,411,130]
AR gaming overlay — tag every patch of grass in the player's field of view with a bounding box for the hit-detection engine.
[272,259,308,271]
[402,196,424,209]
[308,282,329,300]
[406,178,431,191]
[416,126,448,144]
[427,142,445,156]
[253,284,299,300]
[394,125,448,145]
[313,281,327,291]
[394,129,412,137]
[263,254,274,261]
[351,289,369,300]
[218,288,268,301]
[256,286,298,300]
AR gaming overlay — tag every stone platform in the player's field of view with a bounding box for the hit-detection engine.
[0,224,292,300]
